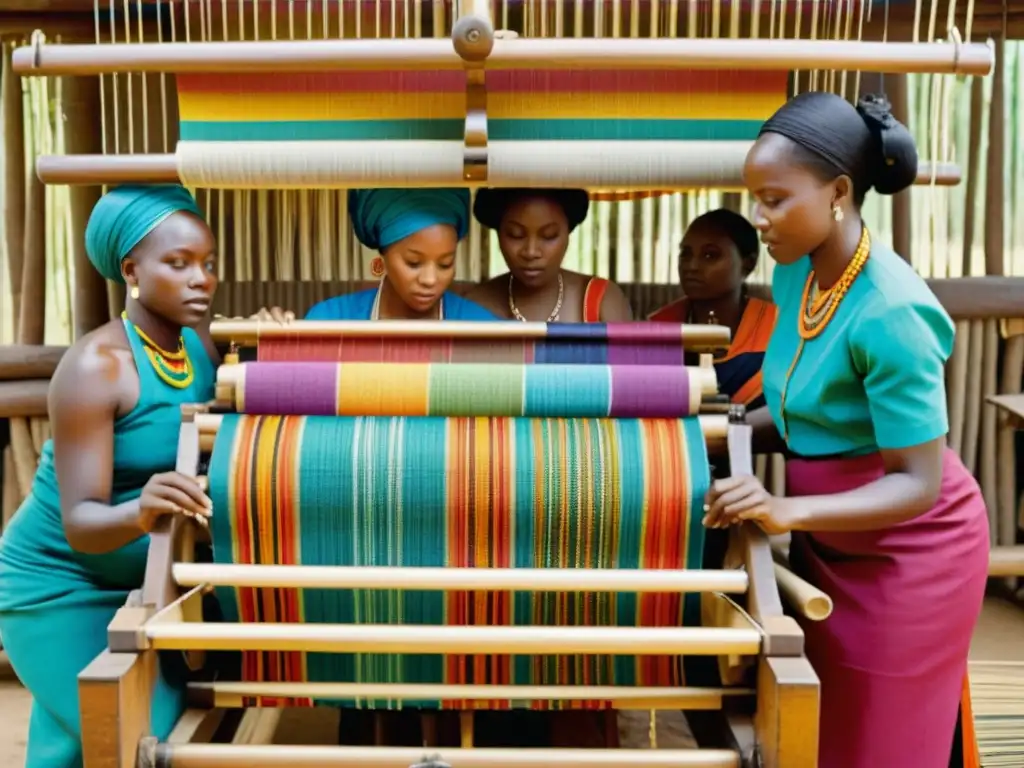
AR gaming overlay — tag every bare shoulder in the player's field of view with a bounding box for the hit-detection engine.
[50,321,134,412]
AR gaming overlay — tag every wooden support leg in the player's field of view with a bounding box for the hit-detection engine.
[79,649,156,768]
[754,656,820,768]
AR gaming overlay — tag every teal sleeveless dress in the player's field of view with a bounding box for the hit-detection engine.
[0,318,215,768]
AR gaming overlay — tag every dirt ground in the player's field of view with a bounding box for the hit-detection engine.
[1,596,1022,765]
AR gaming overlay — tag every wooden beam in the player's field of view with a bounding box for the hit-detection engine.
[0,379,49,418]
[0,344,66,379]
[79,649,157,768]
[754,656,820,768]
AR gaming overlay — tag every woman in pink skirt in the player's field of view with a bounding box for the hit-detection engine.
[705,91,989,768]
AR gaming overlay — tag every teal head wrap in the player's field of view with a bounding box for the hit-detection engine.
[84,184,205,283]
[348,188,471,252]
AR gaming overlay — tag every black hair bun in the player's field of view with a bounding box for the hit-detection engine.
[856,94,918,196]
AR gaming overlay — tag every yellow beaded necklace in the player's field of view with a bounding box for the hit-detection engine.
[777,227,871,440]
[798,227,871,340]
[121,311,194,389]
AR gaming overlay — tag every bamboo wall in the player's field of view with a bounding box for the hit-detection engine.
[0,1,1022,555]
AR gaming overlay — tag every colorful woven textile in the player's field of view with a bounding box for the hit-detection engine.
[176,69,787,143]
[231,362,703,418]
[208,414,710,709]
[255,321,696,365]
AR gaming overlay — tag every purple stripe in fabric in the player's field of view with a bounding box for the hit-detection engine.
[242,362,338,415]
[609,365,692,416]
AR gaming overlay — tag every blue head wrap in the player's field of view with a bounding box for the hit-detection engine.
[84,184,205,283]
[348,188,471,252]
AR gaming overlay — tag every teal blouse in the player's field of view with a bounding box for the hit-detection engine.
[762,241,955,458]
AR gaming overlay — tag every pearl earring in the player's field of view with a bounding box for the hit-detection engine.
[130,285,140,300]
[832,205,844,223]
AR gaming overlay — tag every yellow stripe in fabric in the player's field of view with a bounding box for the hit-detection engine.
[178,91,465,122]
[337,362,431,416]
[179,90,783,123]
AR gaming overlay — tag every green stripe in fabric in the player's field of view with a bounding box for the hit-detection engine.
[180,118,764,142]
[681,417,709,629]
[427,363,525,415]
[512,417,536,687]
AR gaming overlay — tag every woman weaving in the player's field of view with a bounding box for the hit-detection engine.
[649,208,777,409]
[704,92,989,768]
[0,185,219,766]
[465,188,633,322]
[261,188,496,322]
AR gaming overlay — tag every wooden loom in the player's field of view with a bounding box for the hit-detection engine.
[10,2,988,190]
[4,1,1008,765]
[82,317,832,767]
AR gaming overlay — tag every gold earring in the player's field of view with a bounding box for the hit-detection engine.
[832,205,844,223]
[130,285,140,300]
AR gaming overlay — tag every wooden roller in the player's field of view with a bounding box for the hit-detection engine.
[192,411,730,453]
[214,361,722,413]
[772,562,834,622]
[34,150,962,189]
[12,36,993,76]
[207,318,732,347]
[147,743,742,767]
[172,562,749,594]
[144,621,762,656]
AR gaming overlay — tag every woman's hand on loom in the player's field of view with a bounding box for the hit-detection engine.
[251,306,295,324]
[137,472,213,532]
[703,475,804,535]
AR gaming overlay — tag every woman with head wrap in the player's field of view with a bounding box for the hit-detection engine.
[0,184,219,766]
[465,188,633,322]
[261,188,496,322]
[650,208,777,411]
[703,92,988,768]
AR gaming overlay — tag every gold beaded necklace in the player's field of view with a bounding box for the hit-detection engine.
[122,311,194,389]
[798,227,871,340]
[508,272,564,322]
[777,227,871,440]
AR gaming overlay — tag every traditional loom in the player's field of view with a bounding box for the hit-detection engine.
[81,317,832,768]
[10,2,995,765]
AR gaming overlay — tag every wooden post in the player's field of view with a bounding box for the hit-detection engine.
[888,74,912,261]
[961,77,984,276]
[63,73,109,336]
[2,40,26,337]
[78,650,156,768]
[983,35,1005,279]
[754,656,820,768]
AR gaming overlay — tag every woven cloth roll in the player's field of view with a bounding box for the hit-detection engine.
[209,414,710,709]
[230,362,704,417]
[255,322,695,365]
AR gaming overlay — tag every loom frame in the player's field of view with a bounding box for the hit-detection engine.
[78,401,820,768]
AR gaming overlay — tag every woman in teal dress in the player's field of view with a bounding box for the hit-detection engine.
[261,188,497,321]
[0,185,219,766]
[705,92,989,768]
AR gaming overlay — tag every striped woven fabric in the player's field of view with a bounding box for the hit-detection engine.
[254,321,698,365]
[176,69,787,143]
[230,361,704,417]
[208,413,710,709]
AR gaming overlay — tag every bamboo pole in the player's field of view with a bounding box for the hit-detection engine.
[61,73,108,336]
[3,41,26,336]
[11,37,994,76]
